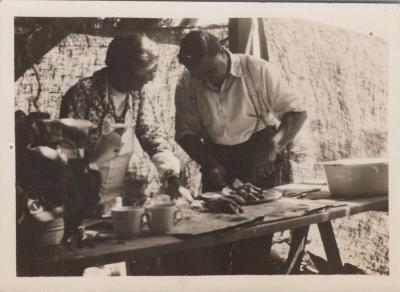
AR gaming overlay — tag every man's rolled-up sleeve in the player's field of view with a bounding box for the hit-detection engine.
[262,62,306,121]
[174,72,202,141]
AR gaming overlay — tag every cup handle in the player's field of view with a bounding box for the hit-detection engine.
[173,209,183,225]
[140,213,147,231]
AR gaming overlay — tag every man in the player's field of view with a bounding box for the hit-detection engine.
[175,30,307,274]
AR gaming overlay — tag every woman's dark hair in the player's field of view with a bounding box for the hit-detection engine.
[105,33,158,72]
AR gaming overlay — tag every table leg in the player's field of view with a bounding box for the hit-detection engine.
[285,226,309,275]
[317,221,343,274]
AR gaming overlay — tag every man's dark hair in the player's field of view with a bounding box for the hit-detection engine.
[178,30,221,68]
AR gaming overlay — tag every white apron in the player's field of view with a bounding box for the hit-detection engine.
[90,87,135,214]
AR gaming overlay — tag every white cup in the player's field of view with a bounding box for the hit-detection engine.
[145,203,182,235]
[111,206,146,238]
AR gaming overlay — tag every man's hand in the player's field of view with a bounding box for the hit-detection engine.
[176,135,226,190]
[250,111,307,185]
[251,146,279,183]
[204,155,226,190]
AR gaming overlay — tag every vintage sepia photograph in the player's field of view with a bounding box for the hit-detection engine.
[2,1,400,291]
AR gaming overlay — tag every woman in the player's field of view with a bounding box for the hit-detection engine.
[60,33,181,215]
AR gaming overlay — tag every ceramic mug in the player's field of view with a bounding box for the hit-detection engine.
[111,206,146,238]
[145,203,182,234]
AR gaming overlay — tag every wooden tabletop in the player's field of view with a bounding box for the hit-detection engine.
[21,184,388,275]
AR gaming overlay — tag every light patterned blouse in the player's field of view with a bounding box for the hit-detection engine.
[59,67,179,175]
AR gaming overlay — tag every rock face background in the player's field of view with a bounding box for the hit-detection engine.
[262,18,388,275]
[15,18,388,274]
[263,18,388,182]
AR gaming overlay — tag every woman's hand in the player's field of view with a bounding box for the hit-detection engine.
[161,171,193,203]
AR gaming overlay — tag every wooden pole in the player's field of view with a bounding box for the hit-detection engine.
[228,18,269,61]
[228,18,253,54]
